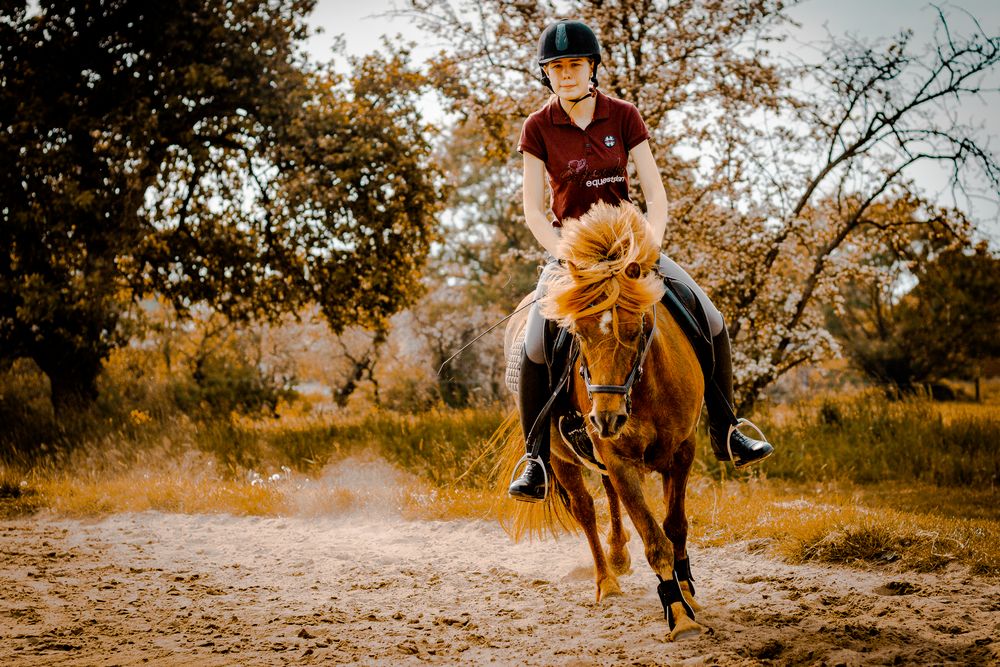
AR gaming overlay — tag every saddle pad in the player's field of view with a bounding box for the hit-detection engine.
[505,325,526,394]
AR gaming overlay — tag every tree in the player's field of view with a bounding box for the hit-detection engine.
[708,11,1000,410]
[0,1,443,414]
[397,0,999,412]
[167,308,298,417]
[431,118,542,314]
[406,285,507,407]
[831,221,1000,393]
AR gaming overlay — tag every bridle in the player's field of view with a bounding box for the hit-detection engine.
[509,303,657,497]
[578,303,658,414]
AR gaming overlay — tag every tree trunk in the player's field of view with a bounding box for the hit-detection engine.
[333,329,387,408]
[34,348,103,419]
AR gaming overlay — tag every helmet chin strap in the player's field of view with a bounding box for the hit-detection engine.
[563,87,595,113]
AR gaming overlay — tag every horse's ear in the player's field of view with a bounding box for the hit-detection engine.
[624,262,641,279]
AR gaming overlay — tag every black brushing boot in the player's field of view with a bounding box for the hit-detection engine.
[508,351,552,502]
[706,327,774,468]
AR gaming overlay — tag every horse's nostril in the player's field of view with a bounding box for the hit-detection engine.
[614,414,627,432]
[590,411,627,437]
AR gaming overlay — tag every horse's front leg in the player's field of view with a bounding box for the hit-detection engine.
[603,453,704,641]
[661,437,700,612]
[600,475,631,575]
[551,458,621,602]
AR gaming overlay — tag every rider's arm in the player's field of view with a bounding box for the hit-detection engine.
[522,151,563,258]
[630,139,668,247]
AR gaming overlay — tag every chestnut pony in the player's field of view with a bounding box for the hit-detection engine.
[498,201,704,641]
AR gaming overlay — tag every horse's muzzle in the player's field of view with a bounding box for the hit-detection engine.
[590,410,628,438]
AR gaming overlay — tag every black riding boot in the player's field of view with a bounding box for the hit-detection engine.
[706,327,774,468]
[508,351,552,502]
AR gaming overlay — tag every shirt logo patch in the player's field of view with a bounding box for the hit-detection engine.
[603,135,616,148]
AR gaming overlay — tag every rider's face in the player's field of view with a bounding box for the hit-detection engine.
[544,57,592,98]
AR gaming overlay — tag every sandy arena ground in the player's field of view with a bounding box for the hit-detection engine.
[2,462,998,666]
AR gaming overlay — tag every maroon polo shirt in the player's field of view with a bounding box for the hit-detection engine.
[517,90,649,226]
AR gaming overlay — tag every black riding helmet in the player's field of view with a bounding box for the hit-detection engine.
[537,20,601,91]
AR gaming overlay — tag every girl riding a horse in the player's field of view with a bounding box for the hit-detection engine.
[509,19,774,502]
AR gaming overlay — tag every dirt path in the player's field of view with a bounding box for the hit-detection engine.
[2,459,998,666]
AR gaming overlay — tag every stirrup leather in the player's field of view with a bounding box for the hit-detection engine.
[509,454,549,501]
[726,418,770,469]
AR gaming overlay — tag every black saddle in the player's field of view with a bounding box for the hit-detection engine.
[658,277,715,380]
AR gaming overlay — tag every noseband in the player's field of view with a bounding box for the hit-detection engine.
[579,303,657,413]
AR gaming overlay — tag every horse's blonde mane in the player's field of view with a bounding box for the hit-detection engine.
[541,202,664,327]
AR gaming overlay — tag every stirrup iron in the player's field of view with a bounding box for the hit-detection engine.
[509,453,549,502]
[726,417,770,469]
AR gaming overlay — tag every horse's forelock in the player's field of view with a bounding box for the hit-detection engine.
[540,202,663,327]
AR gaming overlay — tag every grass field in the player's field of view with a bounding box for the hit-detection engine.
[2,391,998,575]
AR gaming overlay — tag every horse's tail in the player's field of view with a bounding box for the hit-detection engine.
[490,410,577,542]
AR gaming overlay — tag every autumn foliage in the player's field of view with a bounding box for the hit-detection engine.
[1,0,998,427]
[1,0,442,413]
[402,0,1000,412]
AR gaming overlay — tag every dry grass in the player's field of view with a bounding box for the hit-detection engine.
[727,390,1000,487]
[3,390,998,577]
[936,399,1000,424]
[35,473,286,516]
[681,478,1000,575]
[399,485,497,522]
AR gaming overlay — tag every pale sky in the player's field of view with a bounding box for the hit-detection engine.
[305,0,1000,61]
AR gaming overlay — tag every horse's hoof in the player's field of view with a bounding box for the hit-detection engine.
[668,609,704,642]
[596,576,622,601]
[680,581,702,612]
